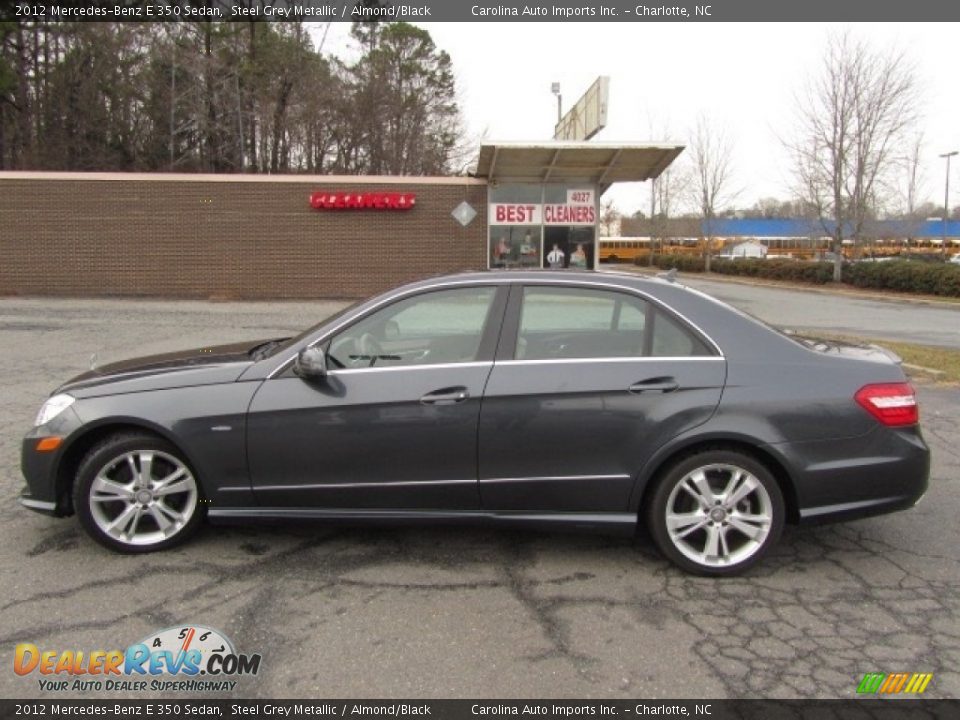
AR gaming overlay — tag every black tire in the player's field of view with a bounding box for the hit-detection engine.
[645,450,784,576]
[74,432,205,553]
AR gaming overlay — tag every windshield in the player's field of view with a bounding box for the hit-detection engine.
[258,299,366,359]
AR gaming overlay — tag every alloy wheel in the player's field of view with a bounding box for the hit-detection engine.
[663,463,774,568]
[87,450,199,547]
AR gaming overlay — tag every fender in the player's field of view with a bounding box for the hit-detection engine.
[627,425,800,514]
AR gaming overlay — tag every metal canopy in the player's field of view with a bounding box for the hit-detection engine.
[474,141,684,191]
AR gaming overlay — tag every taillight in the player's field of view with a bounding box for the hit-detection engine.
[855,383,919,426]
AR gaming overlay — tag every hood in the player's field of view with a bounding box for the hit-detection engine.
[57,338,282,397]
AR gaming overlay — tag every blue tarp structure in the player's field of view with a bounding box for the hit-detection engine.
[705,218,960,239]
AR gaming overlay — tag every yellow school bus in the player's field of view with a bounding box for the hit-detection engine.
[598,237,651,263]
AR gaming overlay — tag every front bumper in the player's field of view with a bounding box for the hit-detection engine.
[19,492,59,516]
[20,406,84,518]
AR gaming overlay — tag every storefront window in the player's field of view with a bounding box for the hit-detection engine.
[490,226,542,268]
[488,183,597,270]
[542,185,597,270]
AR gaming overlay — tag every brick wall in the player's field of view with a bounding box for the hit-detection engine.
[0,174,488,300]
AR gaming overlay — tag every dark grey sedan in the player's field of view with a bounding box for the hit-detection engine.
[21,271,929,575]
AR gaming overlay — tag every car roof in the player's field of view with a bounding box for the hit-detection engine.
[400,268,684,293]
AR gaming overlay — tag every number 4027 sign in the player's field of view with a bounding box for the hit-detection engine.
[567,189,594,206]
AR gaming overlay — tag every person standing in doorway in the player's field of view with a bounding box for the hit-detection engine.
[570,243,587,268]
[495,235,510,267]
[547,243,565,268]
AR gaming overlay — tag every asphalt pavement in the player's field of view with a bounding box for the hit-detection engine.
[1,292,958,700]
[660,273,960,349]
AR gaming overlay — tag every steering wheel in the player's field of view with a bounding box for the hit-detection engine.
[359,333,383,366]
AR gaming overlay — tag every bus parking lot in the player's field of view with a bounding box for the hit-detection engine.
[1,289,958,699]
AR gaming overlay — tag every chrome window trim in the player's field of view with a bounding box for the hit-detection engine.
[266,275,725,378]
[494,357,724,367]
[327,361,492,376]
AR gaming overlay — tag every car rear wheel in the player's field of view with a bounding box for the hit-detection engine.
[646,450,784,575]
[74,433,204,553]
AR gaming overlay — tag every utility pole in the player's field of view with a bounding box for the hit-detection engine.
[940,151,957,257]
[169,48,176,170]
[649,178,656,267]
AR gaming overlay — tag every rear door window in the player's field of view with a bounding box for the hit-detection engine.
[515,285,713,360]
[516,286,648,360]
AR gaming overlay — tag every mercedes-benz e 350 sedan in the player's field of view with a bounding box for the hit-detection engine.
[21,271,929,575]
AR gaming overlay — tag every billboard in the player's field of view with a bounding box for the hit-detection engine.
[554,76,610,141]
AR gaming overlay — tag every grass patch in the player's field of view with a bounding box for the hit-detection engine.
[813,334,960,383]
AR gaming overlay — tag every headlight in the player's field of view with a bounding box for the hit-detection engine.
[35,394,75,427]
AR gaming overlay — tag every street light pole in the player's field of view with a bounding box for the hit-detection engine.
[551,82,562,127]
[940,151,957,257]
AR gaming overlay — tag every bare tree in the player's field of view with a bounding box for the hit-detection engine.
[599,199,620,237]
[689,113,737,271]
[789,32,920,280]
[642,114,691,264]
[899,133,927,246]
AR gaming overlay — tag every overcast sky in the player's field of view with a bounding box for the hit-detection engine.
[312,22,959,216]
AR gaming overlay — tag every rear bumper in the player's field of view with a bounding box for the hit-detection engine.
[768,424,929,525]
[797,491,926,525]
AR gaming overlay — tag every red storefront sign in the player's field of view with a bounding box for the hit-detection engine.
[543,204,596,225]
[309,192,417,210]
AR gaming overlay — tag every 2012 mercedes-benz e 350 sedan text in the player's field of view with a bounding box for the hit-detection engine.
[21,271,929,575]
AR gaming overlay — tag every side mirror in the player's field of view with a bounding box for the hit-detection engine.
[293,346,327,379]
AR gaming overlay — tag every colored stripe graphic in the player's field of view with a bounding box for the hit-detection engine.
[880,672,908,693]
[857,673,886,694]
[858,672,932,694]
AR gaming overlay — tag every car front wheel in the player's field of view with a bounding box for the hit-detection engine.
[646,450,784,575]
[74,433,204,553]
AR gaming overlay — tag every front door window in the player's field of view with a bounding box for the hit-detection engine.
[328,287,497,369]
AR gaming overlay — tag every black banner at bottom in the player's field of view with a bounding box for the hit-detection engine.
[1,700,957,720]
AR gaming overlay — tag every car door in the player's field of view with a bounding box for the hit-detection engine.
[246,285,507,510]
[478,283,726,513]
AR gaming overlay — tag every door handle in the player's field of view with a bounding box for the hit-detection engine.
[420,386,470,405]
[629,377,679,394]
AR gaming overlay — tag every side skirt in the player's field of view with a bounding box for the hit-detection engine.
[208,508,637,536]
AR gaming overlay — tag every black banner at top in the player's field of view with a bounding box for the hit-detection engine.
[5,0,960,23]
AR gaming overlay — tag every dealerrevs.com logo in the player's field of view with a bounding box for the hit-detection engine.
[14,625,261,693]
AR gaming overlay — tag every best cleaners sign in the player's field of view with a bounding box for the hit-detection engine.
[490,189,596,226]
[489,203,597,226]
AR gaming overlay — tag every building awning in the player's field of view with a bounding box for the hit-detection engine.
[474,141,684,192]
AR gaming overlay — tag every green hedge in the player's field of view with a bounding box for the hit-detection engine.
[644,254,706,273]
[712,258,835,284]
[637,255,960,297]
[844,261,960,297]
